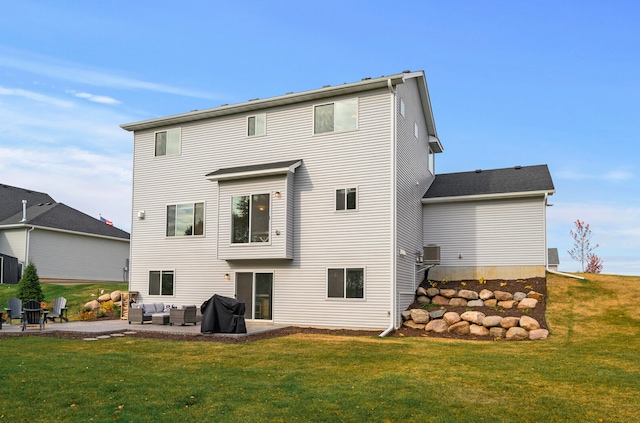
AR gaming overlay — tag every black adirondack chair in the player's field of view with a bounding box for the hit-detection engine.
[21,300,45,331]
[4,297,22,325]
[48,297,68,323]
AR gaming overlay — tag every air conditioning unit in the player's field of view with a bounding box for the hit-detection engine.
[423,245,441,264]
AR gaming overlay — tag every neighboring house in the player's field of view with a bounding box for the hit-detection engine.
[121,70,555,331]
[0,184,130,282]
[547,248,560,271]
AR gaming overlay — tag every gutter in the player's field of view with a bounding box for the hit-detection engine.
[380,79,398,338]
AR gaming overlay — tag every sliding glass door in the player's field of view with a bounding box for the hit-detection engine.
[236,272,273,320]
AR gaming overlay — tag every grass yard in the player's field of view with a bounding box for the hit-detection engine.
[1,273,639,422]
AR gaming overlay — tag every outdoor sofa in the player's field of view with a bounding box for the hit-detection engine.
[128,303,167,324]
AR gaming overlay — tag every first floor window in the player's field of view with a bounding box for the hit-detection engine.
[149,270,174,296]
[247,114,266,136]
[328,268,364,299]
[336,188,357,211]
[314,98,358,134]
[166,203,204,236]
[232,193,270,243]
[155,128,181,156]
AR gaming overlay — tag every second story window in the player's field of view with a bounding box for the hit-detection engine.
[166,202,204,237]
[336,188,357,211]
[314,99,358,134]
[248,114,266,136]
[232,194,270,244]
[155,128,181,156]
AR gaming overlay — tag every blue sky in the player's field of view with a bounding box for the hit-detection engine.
[1,1,638,275]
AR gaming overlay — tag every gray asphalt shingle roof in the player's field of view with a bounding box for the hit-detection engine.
[0,184,129,240]
[424,165,555,199]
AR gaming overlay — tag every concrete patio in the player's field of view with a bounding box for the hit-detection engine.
[0,318,289,339]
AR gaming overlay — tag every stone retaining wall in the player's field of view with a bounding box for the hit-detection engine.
[402,286,548,340]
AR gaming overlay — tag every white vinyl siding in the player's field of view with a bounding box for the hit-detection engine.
[0,229,27,262]
[423,197,547,266]
[394,79,435,325]
[129,89,394,329]
[27,229,129,281]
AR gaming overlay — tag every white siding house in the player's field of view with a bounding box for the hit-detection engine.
[122,71,554,331]
[0,184,130,282]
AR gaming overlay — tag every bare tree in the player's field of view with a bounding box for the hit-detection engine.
[568,219,600,272]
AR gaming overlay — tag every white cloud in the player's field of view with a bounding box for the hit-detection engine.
[72,91,121,105]
[0,86,73,107]
[0,49,220,100]
[603,170,634,181]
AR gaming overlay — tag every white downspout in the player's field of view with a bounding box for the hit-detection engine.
[380,79,397,337]
[25,226,35,265]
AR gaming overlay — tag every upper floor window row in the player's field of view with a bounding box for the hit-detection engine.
[314,98,358,134]
[166,202,204,237]
[155,128,181,157]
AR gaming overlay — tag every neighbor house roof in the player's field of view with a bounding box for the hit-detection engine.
[0,184,129,240]
[0,184,55,222]
[423,165,555,203]
[548,248,560,266]
[120,71,443,153]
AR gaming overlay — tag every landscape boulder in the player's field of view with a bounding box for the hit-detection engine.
[519,316,540,331]
[505,327,529,340]
[439,289,457,298]
[482,315,503,328]
[425,319,449,333]
[529,329,549,340]
[403,320,426,330]
[84,300,100,311]
[518,298,538,310]
[479,289,494,300]
[417,295,430,304]
[489,327,507,338]
[410,309,430,324]
[500,317,521,329]
[432,295,450,305]
[460,311,485,325]
[449,298,468,307]
[110,290,122,302]
[426,287,440,297]
[443,312,461,325]
[470,324,490,336]
[458,289,479,300]
[467,299,484,307]
[513,292,527,302]
[494,290,513,301]
[448,321,470,335]
[98,294,111,302]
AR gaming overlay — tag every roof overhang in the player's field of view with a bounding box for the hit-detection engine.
[422,189,555,204]
[121,75,407,132]
[206,159,302,182]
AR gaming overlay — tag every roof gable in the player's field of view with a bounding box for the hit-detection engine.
[424,165,555,200]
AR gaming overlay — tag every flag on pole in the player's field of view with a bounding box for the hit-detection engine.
[100,215,114,226]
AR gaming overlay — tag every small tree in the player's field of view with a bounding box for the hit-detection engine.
[585,253,603,274]
[17,261,44,302]
[568,219,600,272]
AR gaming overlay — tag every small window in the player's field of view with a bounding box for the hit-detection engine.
[414,122,419,139]
[248,114,266,136]
[400,98,405,118]
[336,188,357,211]
[149,270,174,296]
[314,99,358,134]
[328,268,364,299]
[155,128,181,156]
[166,202,204,237]
[232,193,270,243]
[428,147,434,174]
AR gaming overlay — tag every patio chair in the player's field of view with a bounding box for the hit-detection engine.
[170,305,197,326]
[4,297,22,325]
[48,297,68,323]
[21,300,45,331]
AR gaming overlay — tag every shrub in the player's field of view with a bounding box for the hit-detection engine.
[17,261,44,302]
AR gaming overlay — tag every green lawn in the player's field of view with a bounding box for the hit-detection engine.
[0,273,638,422]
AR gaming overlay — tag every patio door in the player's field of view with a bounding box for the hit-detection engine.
[236,272,273,320]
